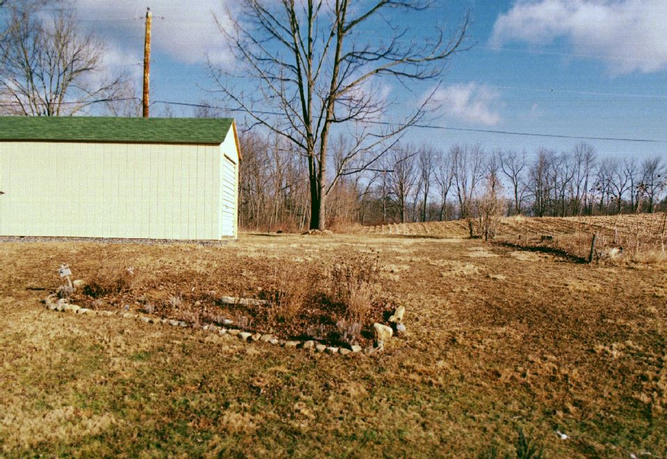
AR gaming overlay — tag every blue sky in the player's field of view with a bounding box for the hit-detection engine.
[47,1,667,160]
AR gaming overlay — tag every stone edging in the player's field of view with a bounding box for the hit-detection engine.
[42,294,378,356]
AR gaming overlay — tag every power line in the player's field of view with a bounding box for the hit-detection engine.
[1,97,663,144]
[150,100,667,144]
[440,79,667,100]
[0,97,139,107]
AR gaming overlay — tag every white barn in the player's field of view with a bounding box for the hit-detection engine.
[0,117,240,240]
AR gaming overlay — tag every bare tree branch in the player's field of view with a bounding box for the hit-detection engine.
[212,0,469,229]
[0,2,128,116]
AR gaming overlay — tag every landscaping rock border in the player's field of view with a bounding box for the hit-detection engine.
[42,294,381,357]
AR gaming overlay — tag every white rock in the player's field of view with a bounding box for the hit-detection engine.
[395,323,406,336]
[239,332,252,341]
[169,319,180,326]
[72,279,86,289]
[315,344,327,353]
[326,347,339,354]
[339,348,351,356]
[388,306,405,323]
[302,340,315,350]
[227,329,240,336]
[64,304,80,313]
[260,334,274,342]
[350,345,362,353]
[284,340,300,348]
[251,333,262,342]
[373,323,393,344]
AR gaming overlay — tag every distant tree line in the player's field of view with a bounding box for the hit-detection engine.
[239,131,666,232]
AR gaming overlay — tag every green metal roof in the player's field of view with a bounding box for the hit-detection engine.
[0,116,234,145]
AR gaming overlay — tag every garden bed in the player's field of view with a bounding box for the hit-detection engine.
[61,252,395,348]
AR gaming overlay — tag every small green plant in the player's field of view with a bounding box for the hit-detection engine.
[514,429,543,459]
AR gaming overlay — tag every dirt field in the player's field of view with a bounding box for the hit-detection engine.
[1,215,665,456]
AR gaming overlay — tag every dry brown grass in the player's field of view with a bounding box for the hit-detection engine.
[361,213,666,266]
[328,252,382,323]
[0,219,665,456]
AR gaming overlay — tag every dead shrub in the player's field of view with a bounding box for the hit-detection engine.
[139,302,155,315]
[328,253,381,323]
[177,309,202,327]
[82,266,137,298]
[630,249,667,265]
[168,295,183,308]
[474,171,504,241]
[56,285,74,299]
[336,319,362,346]
[266,263,317,321]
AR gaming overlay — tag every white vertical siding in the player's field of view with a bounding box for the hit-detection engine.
[0,141,229,240]
[221,156,236,237]
[218,128,239,238]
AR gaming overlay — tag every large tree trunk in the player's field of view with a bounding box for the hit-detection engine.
[314,179,326,230]
[310,194,322,230]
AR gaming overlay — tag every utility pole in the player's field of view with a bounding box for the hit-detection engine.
[142,7,152,118]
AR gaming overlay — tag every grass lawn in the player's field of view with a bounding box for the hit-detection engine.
[1,219,665,456]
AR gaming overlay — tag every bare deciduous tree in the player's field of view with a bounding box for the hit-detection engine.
[213,1,468,230]
[417,147,434,222]
[434,147,454,221]
[476,162,504,241]
[499,149,527,215]
[572,142,596,215]
[608,158,631,214]
[594,159,615,213]
[551,152,575,217]
[452,144,484,219]
[0,2,127,116]
[639,157,666,213]
[529,149,553,217]
[388,145,417,224]
[623,158,640,211]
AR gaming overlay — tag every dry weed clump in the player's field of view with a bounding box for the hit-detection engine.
[629,249,667,266]
[60,248,390,346]
[328,252,381,323]
[82,266,138,298]
[265,263,320,322]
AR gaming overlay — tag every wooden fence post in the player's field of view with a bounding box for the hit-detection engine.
[588,234,597,263]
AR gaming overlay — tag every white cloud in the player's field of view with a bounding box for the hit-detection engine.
[72,0,234,67]
[490,0,667,74]
[430,83,502,126]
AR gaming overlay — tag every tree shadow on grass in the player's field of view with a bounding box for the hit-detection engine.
[493,240,588,264]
